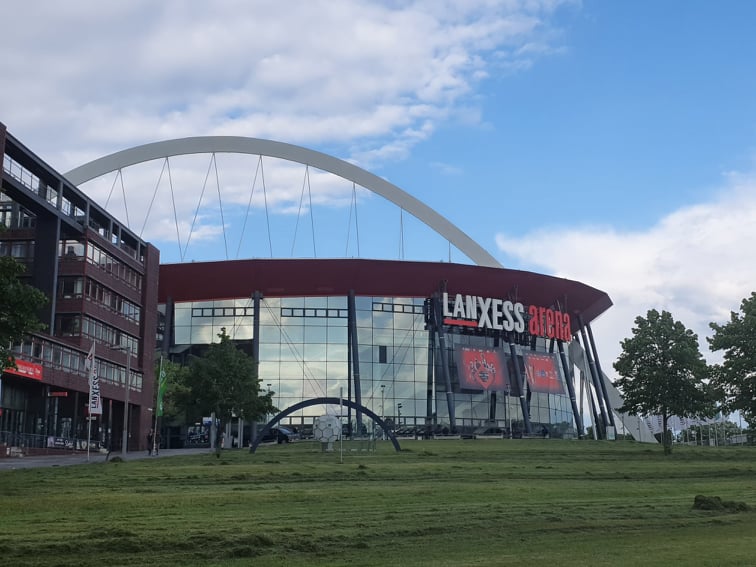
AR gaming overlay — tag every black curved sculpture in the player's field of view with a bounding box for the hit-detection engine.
[249,396,402,453]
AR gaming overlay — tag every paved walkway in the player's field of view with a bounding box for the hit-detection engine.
[0,447,213,470]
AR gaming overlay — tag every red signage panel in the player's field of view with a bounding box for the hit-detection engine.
[455,346,509,392]
[523,353,564,394]
[5,359,44,381]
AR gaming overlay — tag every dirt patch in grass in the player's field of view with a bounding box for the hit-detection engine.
[693,495,750,513]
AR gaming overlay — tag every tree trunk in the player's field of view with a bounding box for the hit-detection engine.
[214,410,223,458]
[662,413,672,455]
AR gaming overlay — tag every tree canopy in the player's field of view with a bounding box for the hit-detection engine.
[0,255,47,372]
[176,328,275,450]
[708,292,756,427]
[614,309,712,453]
[154,358,190,422]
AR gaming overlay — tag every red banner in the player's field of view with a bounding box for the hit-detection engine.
[523,352,564,394]
[5,359,44,381]
[456,346,509,391]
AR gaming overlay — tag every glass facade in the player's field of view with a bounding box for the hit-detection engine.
[169,295,578,438]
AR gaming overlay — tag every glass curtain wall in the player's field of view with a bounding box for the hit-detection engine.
[170,295,577,438]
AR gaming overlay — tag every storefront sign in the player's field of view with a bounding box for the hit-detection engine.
[4,359,44,380]
[441,292,572,341]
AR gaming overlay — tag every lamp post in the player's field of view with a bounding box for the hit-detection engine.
[380,384,385,418]
[114,345,132,455]
[380,384,385,440]
[266,383,271,423]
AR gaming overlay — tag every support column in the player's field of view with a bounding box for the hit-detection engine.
[557,340,583,439]
[252,291,261,362]
[426,329,435,437]
[252,291,262,443]
[348,291,363,432]
[509,342,531,435]
[432,293,456,432]
[576,328,606,439]
[31,214,61,330]
[347,299,353,436]
[161,297,174,355]
[586,323,615,428]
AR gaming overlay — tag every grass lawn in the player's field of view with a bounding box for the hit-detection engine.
[0,439,754,566]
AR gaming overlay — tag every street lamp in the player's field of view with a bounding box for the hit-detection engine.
[380,385,385,440]
[266,384,272,423]
[380,384,385,418]
[113,345,132,455]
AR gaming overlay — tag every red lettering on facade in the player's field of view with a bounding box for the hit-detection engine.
[528,305,539,335]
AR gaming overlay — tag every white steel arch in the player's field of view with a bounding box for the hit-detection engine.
[65,136,503,268]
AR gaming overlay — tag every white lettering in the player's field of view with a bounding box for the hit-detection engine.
[465,295,477,321]
[453,294,466,318]
[513,302,525,333]
[442,292,452,317]
[441,291,535,336]
[477,296,492,328]
[502,300,514,331]
[491,299,503,330]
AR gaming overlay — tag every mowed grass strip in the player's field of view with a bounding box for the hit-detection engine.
[0,440,754,566]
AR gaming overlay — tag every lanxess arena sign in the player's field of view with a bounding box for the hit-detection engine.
[440,292,572,341]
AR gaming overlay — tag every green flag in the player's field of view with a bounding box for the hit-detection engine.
[156,359,168,417]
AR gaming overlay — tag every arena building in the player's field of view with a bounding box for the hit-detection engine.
[157,257,614,443]
[2,124,655,454]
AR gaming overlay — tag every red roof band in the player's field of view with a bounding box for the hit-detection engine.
[159,258,612,330]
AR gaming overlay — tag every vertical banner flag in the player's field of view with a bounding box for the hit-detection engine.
[156,358,167,417]
[86,343,103,415]
[523,352,565,394]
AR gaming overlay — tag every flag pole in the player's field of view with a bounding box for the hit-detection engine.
[86,342,95,462]
[153,356,163,456]
[87,408,92,461]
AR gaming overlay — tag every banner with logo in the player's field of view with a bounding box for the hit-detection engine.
[85,343,103,415]
[523,352,564,394]
[455,346,509,392]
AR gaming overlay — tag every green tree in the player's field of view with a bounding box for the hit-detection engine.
[179,328,275,455]
[708,292,756,427]
[155,358,191,421]
[0,255,47,372]
[614,309,712,454]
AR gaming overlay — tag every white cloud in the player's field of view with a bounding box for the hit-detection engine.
[1,1,575,260]
[495,179,756,377]
[0,0,572,171]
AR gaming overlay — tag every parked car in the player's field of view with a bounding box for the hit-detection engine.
[259,426,300,444]
[276,426,300,443]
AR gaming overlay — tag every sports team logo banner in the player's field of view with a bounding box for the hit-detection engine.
[455,346,509,392]
[523,352,564,394]
[85,343,103,415]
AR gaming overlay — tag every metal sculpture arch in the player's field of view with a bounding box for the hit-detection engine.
[64,136,502,268]
[249,396,402,453]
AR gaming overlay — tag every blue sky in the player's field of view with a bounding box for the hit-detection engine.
[2,0,755,376]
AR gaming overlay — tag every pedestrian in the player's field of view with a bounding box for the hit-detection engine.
[147,429,154,456]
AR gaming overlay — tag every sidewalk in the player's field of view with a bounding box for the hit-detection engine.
[0,447,213,470]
